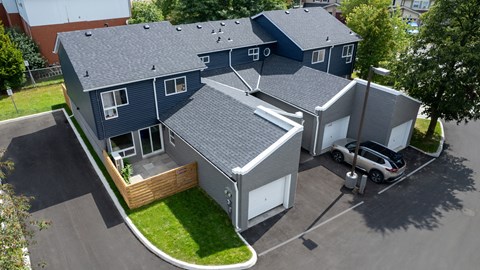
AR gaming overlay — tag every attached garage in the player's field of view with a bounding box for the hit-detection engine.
[321,116,350,151]
[388,120,413,151]
[248,175,291,220]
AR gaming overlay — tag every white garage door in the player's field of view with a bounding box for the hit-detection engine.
[248,175,290,220]
[388,120,413,151]
[321,116,350,150]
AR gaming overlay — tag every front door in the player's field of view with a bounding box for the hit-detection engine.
[139,125,164,157]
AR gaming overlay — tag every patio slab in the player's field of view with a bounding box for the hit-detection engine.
[130,153,178,183]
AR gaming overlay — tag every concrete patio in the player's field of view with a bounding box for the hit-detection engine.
[130,153,178,184]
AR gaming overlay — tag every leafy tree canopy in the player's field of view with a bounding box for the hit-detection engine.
[0,23,25,91]
[129,1,163,24]
[6,27,47,69]
[394,0,480,138]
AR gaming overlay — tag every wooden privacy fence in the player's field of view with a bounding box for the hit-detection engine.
[102,151,198,209]
[62,84,71,111]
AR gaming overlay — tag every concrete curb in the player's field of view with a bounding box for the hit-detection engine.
[61,109,257,270]
[410,116,445,158]
[0,109,64,125]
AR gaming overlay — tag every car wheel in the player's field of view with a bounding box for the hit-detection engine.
[332,150,344,163]
[369,169,385,183]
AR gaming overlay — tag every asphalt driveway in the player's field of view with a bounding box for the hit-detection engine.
[0,111,177,270]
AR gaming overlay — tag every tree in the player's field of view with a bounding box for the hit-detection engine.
[229,0,287,18]
[6,27,47,69]
[394,0,480,138]
[155,0,178,20]
[128,1,163,24]
[341,0,409,79]
[0,23,25,92]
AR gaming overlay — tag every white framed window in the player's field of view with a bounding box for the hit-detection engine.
[263,47,271,57]
[248,47,260,61]
[200,55,210,64]
[313,0,329,3]
[168,129,175,146]
[412,0,429,9]
[311,49,325,64]
[164,76,187,96]
[100,88,128,120]
[342,44,354,64]
[109,132,136,158]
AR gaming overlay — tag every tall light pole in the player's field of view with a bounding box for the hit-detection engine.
[345,66,390,189]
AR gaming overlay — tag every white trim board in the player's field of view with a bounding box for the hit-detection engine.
[316,80,356,112]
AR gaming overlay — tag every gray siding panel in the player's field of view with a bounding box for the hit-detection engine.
[236,131,302,230]
[254,15,303,61]
[389,94,421,145]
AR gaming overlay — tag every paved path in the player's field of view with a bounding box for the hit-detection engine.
[0,111,178,270]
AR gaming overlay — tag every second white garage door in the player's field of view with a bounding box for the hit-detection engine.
[388,120,413,151]
[248,175,291,220]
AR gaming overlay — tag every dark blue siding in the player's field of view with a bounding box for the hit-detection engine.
[58,44,97,135]
[254,15,303,61]
[199,51,229,70]
[199,44,273,71]
[328,43,356,77]
[303,47,330,72]
[91,71,203,139]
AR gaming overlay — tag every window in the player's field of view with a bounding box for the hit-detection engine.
[342,44,354,64]
[164,76,187,96]
[313,0,329,2]
[109,132,136,158]
[101,88,128,120]
[263,47,271,57]
[200,55,210,64]
[248,47,259,61]
[412,0,429,9]
[169,129,175,146]
[311,49,325,64]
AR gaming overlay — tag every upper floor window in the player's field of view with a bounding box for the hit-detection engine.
[200,55,210,64]
[165,76,187,96]
[342,44,354,64]
[412,0,429,9]
[101,88,128,120]
[311,49,325,64]
[248,48,260,61]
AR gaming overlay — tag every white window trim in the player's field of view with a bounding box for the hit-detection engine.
[200,55,210,64]
[263,47,271,57]
[100,88,129,120]
[169,129,176,146]
[138,124,164,157]
[108,132,136,158]
[164,76,188,96]
[248,47,260,61]
[311,49,325,64]
[342,44,354,64]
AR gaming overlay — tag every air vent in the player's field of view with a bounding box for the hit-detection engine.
[176,27,182,31]
[211,29,216,34]
[85,31,92,37]
[84,70,89,77]
[326,36,330,42]
[227,37,232,42]
[285,10,290,14]
[152,65,156,71]
[350,31,354,35]
[197,24,202,29]
[304,8,309,12]
[235,20,240,24]
[217,36,221,43]
[144,24,150,29]
[218,28,223,33]
[220,22,226,26]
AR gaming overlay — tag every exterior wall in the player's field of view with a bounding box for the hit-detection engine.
[162,126,238,227]
[254,15,303,61]
[388,94,420,145]
[253,91,316,153]
[200,51,229,70]
[327,43,356,77]
[1,0,18,13]
[303,47,330,72]
[0,4,9,26]
[29,18,128,64]
[234,131,303,230]
[18,0,130,26]
[91,70,203,140]
[199,44,273,71]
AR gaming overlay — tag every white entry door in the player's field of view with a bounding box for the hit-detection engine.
[248,175,290,220]
[322,116,350,150]
[388,120,413,151]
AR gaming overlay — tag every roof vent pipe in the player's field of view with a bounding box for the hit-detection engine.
[228,37,232,42]
[143,24,150,29]
[84,71,89,77]
[85,31,92,37]
[152,65,156,71]
[326,36,330,42]
[211,29,216,34]
[217,36,221,43]
[219,28,223,33]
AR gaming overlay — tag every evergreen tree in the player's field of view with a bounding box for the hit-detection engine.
[0,23,25,91]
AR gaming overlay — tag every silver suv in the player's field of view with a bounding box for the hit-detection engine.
[330,138,406,183]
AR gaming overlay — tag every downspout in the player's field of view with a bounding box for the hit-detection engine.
[312,106,322,156]
[229,49,252,92]
[96,91,107,142]
[326,45,334,74]
[231,168,242,231]
[152,78,160,121]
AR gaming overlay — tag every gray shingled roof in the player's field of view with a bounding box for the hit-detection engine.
[259,55,351,113]
[58,22,205,91]
[159,85,286,176]
[257,7,361,50]
[176,18,276,54]
[202,67,250,91]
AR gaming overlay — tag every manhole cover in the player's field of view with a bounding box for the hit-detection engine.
[462,208,475,217]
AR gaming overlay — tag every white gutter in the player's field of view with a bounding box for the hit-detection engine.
[229,49,252,92]
[326,45,334,74]
[316,80,357,111]
[152,78,159,120]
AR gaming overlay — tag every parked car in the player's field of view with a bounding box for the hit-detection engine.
[330,138,406,183]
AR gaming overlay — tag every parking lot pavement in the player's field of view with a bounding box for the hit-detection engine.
[242,147,432,256]
[0,111,177,270]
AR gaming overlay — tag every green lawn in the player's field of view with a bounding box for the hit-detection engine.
[0,82,65,121]
[410,118,442,153]
[129,187,252,265]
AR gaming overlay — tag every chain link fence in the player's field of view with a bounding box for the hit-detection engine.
[23,65,63,86]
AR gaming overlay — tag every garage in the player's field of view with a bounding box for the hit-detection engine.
[248,175,291,220]
[321,116,350,151]
[388,120,413,150]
